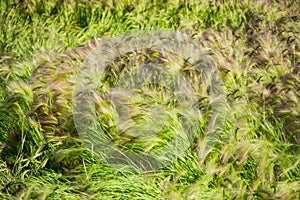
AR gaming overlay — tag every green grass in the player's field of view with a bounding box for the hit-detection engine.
[0,0,299,199]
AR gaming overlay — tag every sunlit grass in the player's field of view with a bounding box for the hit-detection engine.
[0,0,299,199]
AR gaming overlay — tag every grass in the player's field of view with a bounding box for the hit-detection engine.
[0,0,299,199]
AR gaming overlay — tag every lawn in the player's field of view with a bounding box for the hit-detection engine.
[0,0,299,199]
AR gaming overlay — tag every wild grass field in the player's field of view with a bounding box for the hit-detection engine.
[0,0,299,199]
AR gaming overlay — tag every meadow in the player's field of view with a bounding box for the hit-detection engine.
[0,0,299,199]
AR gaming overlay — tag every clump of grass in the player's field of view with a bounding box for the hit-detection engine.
[87,47,204,152]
